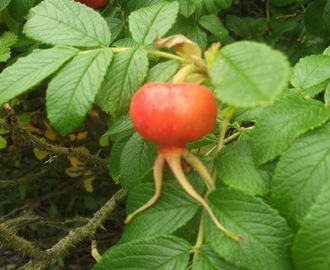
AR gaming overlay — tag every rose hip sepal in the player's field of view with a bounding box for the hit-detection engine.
[127,82,242,241]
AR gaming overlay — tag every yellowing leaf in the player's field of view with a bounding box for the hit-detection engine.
[43,120,58,141]
[83,170,95,192]
[33,147,49,160]
[205,42,220,69]
[67,146,90,167]
[77,131,88,140]
[154,34,202,61]
[26,124,43,134]
[65,167,83,177]
[68,134,77,141]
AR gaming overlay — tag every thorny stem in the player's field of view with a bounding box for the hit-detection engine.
[3,188,128,270]
[0,119,107,168]
[166,151,242,241]
[125,154,166,223]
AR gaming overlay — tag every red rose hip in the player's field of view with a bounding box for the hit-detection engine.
[126,82,242,242]
[130,82,217,152]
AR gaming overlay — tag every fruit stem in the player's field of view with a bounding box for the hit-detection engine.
[171,63,207,84]
[182,151,215,191]
[192,218,205,256]
[125,154,166,223]
[166,151,242,241]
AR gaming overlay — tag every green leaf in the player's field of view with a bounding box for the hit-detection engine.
[46,48,113,135]
[215,0,232,9]
[271,123,330,229]
[324,81,330,103]
[178,0,200,17]
[93,236,191,270]
[104,115,135,141]
[198,14,229,39]
[292,181,330,270]
[216,140,268,196]
[290,54,330,96]
[304,0,330,38]
[0,0,11,12]
[129,1,179,45]
[105,17,124,43]
[126,0,164,12]
[108,137,130,182]
[226,15,255,39]
[0,46,79,106]
[271,0,296,7]
[0,136,7,149]
[96,48,148,117]
[0,31,17,47]
[204,0,221,14]
[0,32,17,62]
[120,181,199,243]
[205,188,293,270]
[120,133,157,190]
[146,60,180,82]
[251,91,330,165]
[192,244,240,270]
[187,24,207,52]
[23,0,111,47]
[7,0,37,22]
[210,41,290,107]
[324,46,330,56]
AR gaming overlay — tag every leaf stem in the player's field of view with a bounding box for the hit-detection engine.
[211,111,233,179]
[145,48,185,62]
[111,47,185,62]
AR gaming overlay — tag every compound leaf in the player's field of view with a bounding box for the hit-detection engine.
[120,181,199,243]
[23,0,111,47]
[47,48,113,135]
[93,235,191,270]
[0,46,78,106]
[292,181,330,270]
[96,48,148,117]
[211,41,290,107]
[120,133,157,190]
[216,139,268,196]
[192,244,240,270]
[251,91,330,165]
[272,123,330,229]
[205,188,293,270]
[290,54,330,96]
[129,1,179,45]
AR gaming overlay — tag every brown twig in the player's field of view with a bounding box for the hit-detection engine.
[9,188,128,270]
[0,118,108,168]
[0,167,49,188]
[0,224,44,260]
